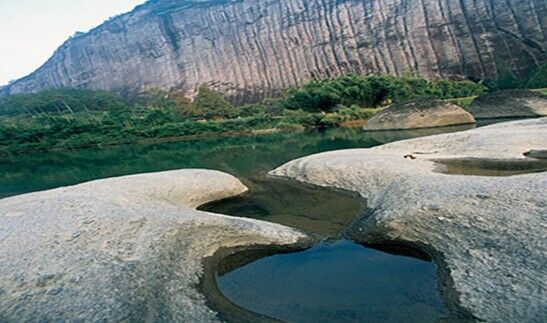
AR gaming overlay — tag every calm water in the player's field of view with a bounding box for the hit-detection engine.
[216,240,447,323]
[0,125,477,199]
[0,125,483,322]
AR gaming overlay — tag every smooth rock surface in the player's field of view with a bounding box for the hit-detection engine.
[271,118,547,321]
[0,169,308,321]
[468,90,547,119]
[364,100,475,130]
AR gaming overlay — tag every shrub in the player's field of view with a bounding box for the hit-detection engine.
[0,88,129,117]
[137,88,204,119]
[276,121,303,130]
[280,74,486,112]
[336,105,378,121]
[194,85,238,119]
[239,103,267,117]
[494,63,521,90]
[0,75,490,155]
[526,64,547,89]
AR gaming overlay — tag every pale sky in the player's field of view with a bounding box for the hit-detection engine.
[0,0,145,85]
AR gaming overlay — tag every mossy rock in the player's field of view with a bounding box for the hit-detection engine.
[364,100,476,131]
[468,90,547,119]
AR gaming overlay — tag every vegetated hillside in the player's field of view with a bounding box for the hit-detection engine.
[3,0,546,103]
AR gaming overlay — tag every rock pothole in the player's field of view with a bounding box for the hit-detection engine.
[433,157,547,176]
[201,178,452,322]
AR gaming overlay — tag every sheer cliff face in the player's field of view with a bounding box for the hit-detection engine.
[6,0,547,102]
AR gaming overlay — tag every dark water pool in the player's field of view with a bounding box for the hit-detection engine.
[202,178,449,322]
[200,177,364,236]
[216,239,447,323]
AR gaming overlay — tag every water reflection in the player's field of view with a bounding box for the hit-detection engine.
[200,177,364,236]
[0,125,479,199]
[216,240,448,323]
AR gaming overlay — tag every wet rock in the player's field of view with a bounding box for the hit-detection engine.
[0,170,308,321]
[524,149,547,159]
[468,90,547,119]
[364,100,475,131]
[271,118,547,321]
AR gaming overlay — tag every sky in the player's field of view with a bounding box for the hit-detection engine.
[0,0,145,85]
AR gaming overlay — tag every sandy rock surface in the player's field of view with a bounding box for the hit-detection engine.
[0,169,307,321]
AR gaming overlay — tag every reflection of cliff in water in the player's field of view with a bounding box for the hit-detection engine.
[0,127,401,199]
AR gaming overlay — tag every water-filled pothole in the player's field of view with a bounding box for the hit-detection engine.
[201,178,450,322]
[215,240,447,322]
[434,158,547,176]
[200,176,364,236]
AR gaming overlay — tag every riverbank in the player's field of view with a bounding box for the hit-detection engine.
[0,110,377,156]
[0,74,488,156]
[2,118,543,321]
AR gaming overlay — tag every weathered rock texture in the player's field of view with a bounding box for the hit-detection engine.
[4,0,547,103]
[364,100,475,130]
[468,89,547,119]
[0,169,308,321]
[271,118,547,322]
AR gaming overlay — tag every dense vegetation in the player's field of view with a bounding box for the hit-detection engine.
[525,64,547,90]
[0,88,128,117]
[0,74,489,155]
[488,63,547,91]
[281,74,485,112]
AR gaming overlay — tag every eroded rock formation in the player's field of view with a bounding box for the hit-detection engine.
[271,118,547,321]
[0,169,308,321]
[4,0,546,102]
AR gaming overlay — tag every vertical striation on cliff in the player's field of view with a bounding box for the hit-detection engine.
[5,0,547,102]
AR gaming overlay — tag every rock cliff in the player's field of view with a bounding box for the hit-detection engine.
[468,89,547,118]
[4,0,547,103]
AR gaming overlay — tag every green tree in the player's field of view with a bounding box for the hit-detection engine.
[525,64,547,89]
[0,88,129,117]
[193,85,237,119]
[495,63,521,90]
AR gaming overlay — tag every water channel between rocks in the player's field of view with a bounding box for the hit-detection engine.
[200,177,449,322]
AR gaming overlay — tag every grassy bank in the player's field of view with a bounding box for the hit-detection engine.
[0,74,488,155]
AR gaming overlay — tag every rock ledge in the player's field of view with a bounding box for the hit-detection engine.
[468,90,547,119]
